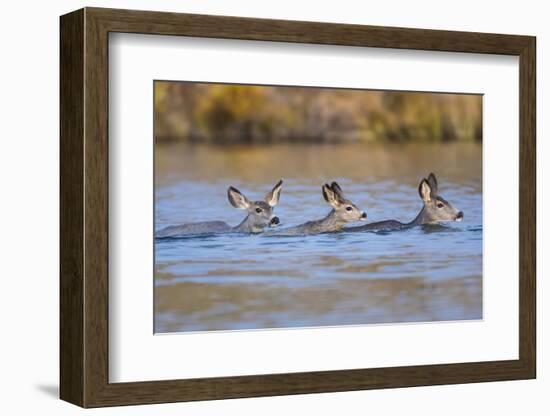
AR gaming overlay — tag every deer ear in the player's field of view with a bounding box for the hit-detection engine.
[418,179,433,202]
[330,182,345,202]
[322,183,340,208]
[227,186,250,209]
[330,181,347,204]
[427,173,438,195]
[322,184,331,203]
[265,179,283,207]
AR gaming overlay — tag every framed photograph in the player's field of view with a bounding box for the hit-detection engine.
[60,7,536,408]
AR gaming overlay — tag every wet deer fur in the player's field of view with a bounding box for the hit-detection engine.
[267,182,366,236]
[155,180,283,237]
[345,173,463,232]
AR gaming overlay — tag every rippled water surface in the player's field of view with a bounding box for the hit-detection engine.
[155,142,482,333]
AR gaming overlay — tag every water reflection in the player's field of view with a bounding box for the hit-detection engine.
[155,142,482,333]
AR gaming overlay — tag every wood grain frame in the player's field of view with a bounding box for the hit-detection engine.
[60,7,536,408]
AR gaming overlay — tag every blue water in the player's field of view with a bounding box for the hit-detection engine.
[154,143,482,333]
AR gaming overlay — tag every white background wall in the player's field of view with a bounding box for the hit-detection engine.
[0,1,545,414]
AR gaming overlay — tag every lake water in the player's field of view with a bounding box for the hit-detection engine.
[155,142,482,333]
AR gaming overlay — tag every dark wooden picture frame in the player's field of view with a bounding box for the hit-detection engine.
[60,7,536,408]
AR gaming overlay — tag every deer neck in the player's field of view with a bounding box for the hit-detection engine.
[232,215,264,234]
[317,209,346,232]
[407,206,430,226]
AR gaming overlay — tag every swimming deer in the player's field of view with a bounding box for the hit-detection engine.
[267,182,367,236]
[345,173,463,232]
[155,180,283,237]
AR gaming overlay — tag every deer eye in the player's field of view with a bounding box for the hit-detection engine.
[255,207,262,213]
[345,206,353,212]
[437,202,444,208]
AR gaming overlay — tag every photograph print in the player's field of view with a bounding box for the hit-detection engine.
[154,81,482,333]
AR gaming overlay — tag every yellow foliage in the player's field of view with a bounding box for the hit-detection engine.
[154,81,482,144]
